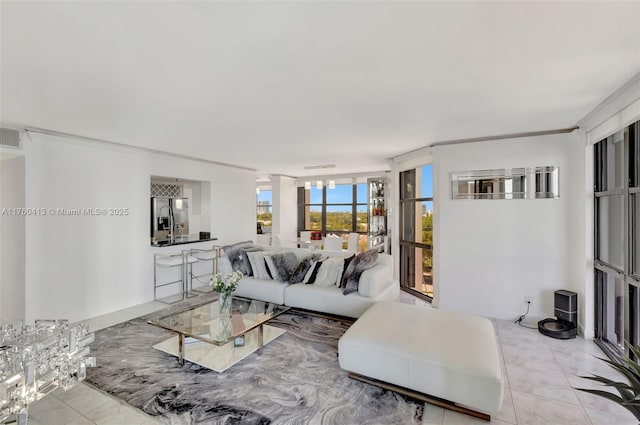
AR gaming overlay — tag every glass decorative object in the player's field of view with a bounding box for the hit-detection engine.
[219,292,233,316]
[0,320,96,425]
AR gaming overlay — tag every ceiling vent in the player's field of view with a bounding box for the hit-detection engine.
[0,127,21,148]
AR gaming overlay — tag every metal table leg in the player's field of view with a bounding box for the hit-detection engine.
[257,324,264,355]
[178,333,185,366]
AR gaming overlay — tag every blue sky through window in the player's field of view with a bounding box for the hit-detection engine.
[257,190,272,203]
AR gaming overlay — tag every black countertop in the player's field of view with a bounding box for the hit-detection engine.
[151,235,218,247]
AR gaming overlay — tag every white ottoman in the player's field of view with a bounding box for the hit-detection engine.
[338,301,503,420]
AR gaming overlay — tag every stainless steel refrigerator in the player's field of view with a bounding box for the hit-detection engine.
[150,197,189,240]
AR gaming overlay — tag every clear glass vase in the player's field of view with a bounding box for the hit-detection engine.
[218,292,233,317]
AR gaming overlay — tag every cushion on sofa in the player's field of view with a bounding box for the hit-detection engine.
[264,251,299,282]
[222,241,254,272]
[238,246,263,276]
[342,249,378,295]
[289,254,320,284]
[304,259,324,284]
[314,257,344,287]
[246,250,277,280]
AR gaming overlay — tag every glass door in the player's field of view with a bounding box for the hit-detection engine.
[594,120,640,358]
[399,165,433,299]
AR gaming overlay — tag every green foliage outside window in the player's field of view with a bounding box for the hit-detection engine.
[305,211,368,232]
[257,213,272,226]
[422,214,433,270]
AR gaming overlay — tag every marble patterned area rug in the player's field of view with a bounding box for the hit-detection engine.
[85,299,424,425]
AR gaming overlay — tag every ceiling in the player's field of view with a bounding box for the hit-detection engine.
[1,1,639,178]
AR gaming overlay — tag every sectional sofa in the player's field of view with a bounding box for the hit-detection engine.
[218,245,399,318]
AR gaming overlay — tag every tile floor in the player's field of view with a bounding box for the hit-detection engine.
[24,293,637,425]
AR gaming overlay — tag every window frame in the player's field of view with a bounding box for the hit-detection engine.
[298,184,368,236]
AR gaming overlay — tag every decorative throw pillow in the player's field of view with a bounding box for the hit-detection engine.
[238,247,262,276]
[265,252,299,282]
[337,254,356,287]
[246,250,275,280]
[304,259,324,284]
[289,254,321,284]
[342,249,378,295]
[222,241,254,273]
[314,257,344,287]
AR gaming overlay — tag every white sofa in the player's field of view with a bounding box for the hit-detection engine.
[219,246,399,318]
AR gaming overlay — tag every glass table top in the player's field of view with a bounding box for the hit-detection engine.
[148,296,290,345]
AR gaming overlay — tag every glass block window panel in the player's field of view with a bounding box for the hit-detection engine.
[605,273,626,351]
[631,122,639,188]
[596,195,625,269]
[151,183,183,198]
[633,194,640,276]
[595,129,626,192]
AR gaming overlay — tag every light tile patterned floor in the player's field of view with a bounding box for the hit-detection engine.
[25,293,637,425]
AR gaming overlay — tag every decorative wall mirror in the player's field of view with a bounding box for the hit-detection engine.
[451,168,527,200]
[533,166,560,199]
[451,166,559,200]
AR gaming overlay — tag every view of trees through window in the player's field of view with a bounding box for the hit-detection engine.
[299,183,368,236]
[400,165,434,299]
[256,190,272,232]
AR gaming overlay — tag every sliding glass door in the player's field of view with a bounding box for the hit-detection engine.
[594,120,640,358]
[399,165,433,299]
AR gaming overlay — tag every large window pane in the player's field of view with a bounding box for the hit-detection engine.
[326,205,353,232]
[606,273,625,351]
[326,184,353,204]
[596,196,625,269]
[400,245,433,297]
[356,184,368,203]
[402,201,433,245]
[421,165,433,198]
[400,164,433,299]
[305,205,322,230]
[356,205,368,233]
[595,129,626,191]
[309,187,323,204]
[257,190,272,229]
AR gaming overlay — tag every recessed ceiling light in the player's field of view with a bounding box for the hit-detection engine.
[304,164,336,170]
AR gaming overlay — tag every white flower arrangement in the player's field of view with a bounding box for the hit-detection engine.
[209,271,243,296]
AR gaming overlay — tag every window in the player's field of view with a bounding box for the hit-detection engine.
[298,183,368,241]
[256,190,272,233]
[399,165,433,299]
[594,120,640,358]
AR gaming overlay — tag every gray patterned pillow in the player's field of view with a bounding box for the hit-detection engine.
[289,254,322,284]
[265,252,299,282]
[222,241,254,272]
[238,247,263,276]
[342,249,378,295]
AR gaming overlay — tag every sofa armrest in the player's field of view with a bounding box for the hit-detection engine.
[358,263,392,298]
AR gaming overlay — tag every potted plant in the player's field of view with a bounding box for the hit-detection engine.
[575,342,640,421]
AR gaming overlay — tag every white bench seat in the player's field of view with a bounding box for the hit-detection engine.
[338,301,503,420]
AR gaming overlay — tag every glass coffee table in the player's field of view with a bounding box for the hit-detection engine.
[148,296,290,372]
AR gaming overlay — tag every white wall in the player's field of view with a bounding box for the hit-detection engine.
[23,132,256,323]
[433,132,584,321]
[271,175,297,247]
[0,155,26,323]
